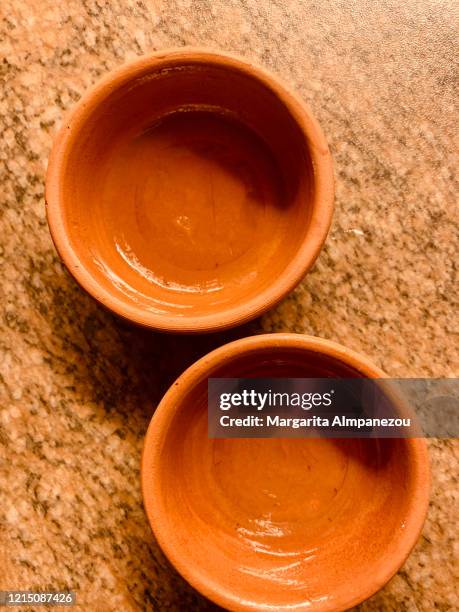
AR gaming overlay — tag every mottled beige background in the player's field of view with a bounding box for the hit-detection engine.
[0,1,458,610]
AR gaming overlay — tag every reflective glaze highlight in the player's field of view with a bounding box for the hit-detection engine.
[46,50,334,332]
[142,334,430,611]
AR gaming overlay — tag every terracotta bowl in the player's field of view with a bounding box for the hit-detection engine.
[46,49,333,332]
[142,334,430,611]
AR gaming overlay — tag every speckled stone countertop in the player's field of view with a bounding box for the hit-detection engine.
[0,1,457,610]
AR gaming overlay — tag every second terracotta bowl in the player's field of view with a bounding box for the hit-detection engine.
[46,49,333,332]
[142,334,430,611]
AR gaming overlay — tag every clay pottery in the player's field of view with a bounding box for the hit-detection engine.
[46,49,334,332]
[141,333,430,611]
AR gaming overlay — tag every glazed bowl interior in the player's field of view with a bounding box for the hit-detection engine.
[47,52,333,331]
[142,336,429,611]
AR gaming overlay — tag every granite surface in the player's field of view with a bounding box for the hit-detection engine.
[0,0,458,610]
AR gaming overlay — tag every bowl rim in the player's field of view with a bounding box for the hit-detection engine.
[45,48,334,332]
[141,333,430,612]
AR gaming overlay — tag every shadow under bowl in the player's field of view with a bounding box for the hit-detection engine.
[141,334,430,611]
[46,49,333,332]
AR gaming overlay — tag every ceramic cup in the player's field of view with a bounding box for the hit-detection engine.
[46,49,334,332]
[142,334,430,611]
